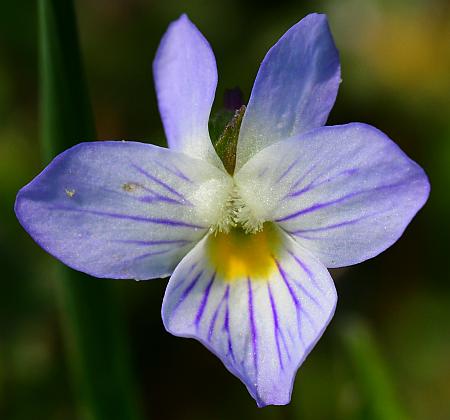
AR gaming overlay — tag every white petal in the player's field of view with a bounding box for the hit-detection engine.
[153,15,223,167]
[236,14,340,170]
[235,123,429,267]
[162,225,336,406]
[15,141,232,279]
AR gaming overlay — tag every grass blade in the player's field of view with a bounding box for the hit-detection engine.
[39,1,143,418]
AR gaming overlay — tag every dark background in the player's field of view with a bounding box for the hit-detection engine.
[1,0,449,419]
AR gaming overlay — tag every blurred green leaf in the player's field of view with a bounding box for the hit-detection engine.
[339,318,408,420]
[39,1,142,419]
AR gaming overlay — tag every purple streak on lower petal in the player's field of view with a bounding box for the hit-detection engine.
[279,328,291,362]
[284,254,325,313]
[208,285,229,342]
[173,271,203,313]
[287,329,298,350]
[267,283,284,370]
[172,262,199,293]
[247,278,258,375]
[195,273,215,328]
[287,250,325,294]
[275,257,318,332]
[223,287,236,362]
[274,258,299,308]
[276,181,408,222]
[299,307,318,332]
[131,163,191,204]
[47,205,205,229]
[274,258,303,339]
[291,277,325,314]
[239,358,250,382]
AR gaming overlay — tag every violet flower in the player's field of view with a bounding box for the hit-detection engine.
[15,14,429,406]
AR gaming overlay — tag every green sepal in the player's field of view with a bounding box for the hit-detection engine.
[208,109,234,145]
[212,105,246,174]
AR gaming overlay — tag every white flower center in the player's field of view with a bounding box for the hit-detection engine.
[212,184,264,234]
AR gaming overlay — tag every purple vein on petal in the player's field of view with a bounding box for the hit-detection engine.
[100,185,184,206]
[128,248,173,263]
[287,142,367,199]
[195,272,215,329]
[274,258,299,308]
[257,166,269,178]
[291,219,362,235]
[138,193,185,205]
[47,205,205,228]
[267,283,284,370]
[292,139,365,195]
[287,250,325,294]
[172,262,199,293]
[152,160,193,183]
[276,181,409,222]
[290,213,380,238]
[290,163,319,190]
[275,256,318,331]
[208,285,229,342]
[282,253,325,313]
[275,156,301,183]
[113,239,193,246]
[131,163,191,204]
[173,270,204,314]
[247,278,258,375]
[274,257,304,343]
[290,275,325,315]
[284,141,367,199]
[223,287,236,362]
[288,168,359,199]
[124,183,186,205]
[279,327,291,362]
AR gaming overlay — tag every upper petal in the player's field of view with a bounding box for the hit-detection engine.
[235,123,430,268]
[162,224,336,406]
[236,13,341,170]
[153,15,222,167]
[15,141,232,279]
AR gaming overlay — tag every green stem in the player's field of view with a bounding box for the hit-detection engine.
[339,318,409,420]
[39,1,142,419]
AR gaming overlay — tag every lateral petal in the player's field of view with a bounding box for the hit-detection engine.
[162,225,336,406]
[15,141,232,279]
[235,123,430,267]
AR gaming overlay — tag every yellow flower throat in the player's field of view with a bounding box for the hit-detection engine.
[206,222,282,282]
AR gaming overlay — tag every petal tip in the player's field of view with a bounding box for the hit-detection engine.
[174,13,192,28]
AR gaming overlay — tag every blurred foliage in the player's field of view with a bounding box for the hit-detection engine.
[0,0,449,419]
[38,1,143,419]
